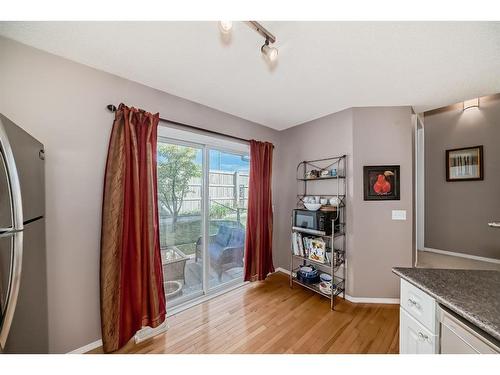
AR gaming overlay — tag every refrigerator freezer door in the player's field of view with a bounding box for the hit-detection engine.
[2,219,47,353]
[0,114,44,222]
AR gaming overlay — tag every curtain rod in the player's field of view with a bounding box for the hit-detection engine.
[106,104,273,147]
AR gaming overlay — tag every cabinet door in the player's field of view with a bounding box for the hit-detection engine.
[400,308,438,354]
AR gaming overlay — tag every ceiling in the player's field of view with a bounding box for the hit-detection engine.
[1,21,499,130]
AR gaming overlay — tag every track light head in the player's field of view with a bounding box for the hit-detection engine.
[218,21,233,34]
[261,39,278,62]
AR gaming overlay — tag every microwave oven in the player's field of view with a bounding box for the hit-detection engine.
[292,209,338,235]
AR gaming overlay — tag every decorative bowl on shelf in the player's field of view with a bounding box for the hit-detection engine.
[304,202,322,211]
[319,273,332,282]
[319,281,332,295]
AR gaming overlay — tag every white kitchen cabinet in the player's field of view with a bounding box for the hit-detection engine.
[400,308,439,354]
[400,279,437,333]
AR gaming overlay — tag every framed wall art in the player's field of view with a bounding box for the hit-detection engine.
[446,145,483,181]
[363,165,400,201]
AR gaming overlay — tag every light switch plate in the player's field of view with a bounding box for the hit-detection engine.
[392,210,407,220]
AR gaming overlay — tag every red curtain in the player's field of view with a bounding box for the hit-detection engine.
[244,140,275,281]
[100,103,165,353]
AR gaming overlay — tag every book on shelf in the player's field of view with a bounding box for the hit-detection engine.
[309,238,326,263]
[292,232,299,255]
[297,232,304,256]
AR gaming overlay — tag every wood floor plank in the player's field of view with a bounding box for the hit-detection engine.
[89,272,399,354]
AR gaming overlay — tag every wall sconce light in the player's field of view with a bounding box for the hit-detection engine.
[463,98,480,111]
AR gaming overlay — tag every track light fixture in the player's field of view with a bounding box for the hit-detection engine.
[218,21,233,34]
[217,21,278,64]
[261,38,278,62]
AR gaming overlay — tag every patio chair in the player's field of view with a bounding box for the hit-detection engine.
[195,224,245,281]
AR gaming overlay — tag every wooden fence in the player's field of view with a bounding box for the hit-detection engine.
[161,170,249,215]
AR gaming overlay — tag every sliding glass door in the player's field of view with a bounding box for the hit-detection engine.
[157,132,249,308]
[207,148,249,291]
[157,140,205,306]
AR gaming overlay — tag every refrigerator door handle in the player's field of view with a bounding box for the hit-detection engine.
[0,119,23,230]
[0,231,23,351]
[0,118,24,351]
[0,228,23,236]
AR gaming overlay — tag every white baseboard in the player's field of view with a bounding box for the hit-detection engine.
[421,247,500,264]
[275,267,291,275]
[67,321,169,353]
[274,268,399,304]
[68,339,103,354]
[134,321,168,344]
[344,295,399,304]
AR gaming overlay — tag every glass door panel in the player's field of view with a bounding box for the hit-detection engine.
[207,148,249,290]
[157,140,204,307]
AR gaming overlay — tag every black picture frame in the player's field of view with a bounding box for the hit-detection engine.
[446,145,484,182]
[363,165,400,201]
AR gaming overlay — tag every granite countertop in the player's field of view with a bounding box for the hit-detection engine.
[392,267,500,342]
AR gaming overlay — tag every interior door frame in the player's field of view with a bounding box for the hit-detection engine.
[413,112,425,266]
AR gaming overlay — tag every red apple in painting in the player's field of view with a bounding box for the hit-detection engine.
[373,171,394,195]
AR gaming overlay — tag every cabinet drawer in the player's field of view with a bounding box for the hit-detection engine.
[400,308,438,354]
[400,279,437,333]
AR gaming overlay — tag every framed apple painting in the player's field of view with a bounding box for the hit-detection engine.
[363,165,400,201]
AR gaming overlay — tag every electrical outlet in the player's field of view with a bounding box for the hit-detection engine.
[392,210,407,221]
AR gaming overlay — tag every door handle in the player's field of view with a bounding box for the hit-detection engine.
[0,117,24,352]
[0,118,24,231]
[0,231,23,351]
[0,228,23,237]
[488,222,500,228]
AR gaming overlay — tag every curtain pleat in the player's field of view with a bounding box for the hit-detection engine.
[244,140,274,282]
[100,103,165,353]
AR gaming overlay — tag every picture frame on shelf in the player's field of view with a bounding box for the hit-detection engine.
[446,145,483,181]
[363,165,400,201]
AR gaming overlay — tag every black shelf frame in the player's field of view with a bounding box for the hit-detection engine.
[290,155,347,310]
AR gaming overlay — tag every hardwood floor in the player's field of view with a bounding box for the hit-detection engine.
[90,272,399,354]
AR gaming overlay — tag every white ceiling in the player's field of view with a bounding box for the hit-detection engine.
[1,21,499,130]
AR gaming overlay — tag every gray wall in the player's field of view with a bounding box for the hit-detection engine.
[275,107,413,298]
[274,108,354,276]
[424,97,500,259]
[351,107,414,298]
[0,34,416,352]
[0,36,280,353]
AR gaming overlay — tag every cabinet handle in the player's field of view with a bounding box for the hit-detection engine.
[408,298,421,309]
[417,332,429,342]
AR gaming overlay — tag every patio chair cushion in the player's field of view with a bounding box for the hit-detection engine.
[215,224,232,247]
[208,242,225,259]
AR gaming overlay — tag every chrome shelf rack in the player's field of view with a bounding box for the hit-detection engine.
[290,155,347,310]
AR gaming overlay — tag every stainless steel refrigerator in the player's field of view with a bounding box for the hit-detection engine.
[0,113,48,353]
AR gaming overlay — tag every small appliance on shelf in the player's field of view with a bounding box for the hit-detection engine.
[292,208,338,235]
